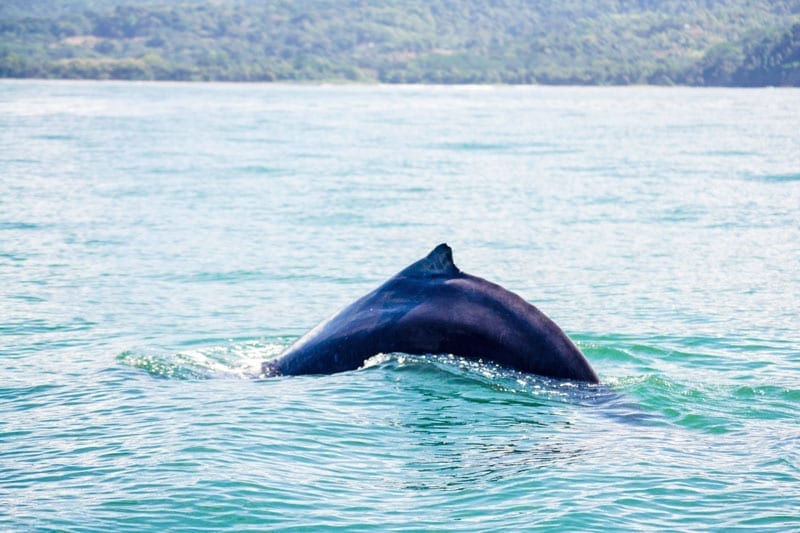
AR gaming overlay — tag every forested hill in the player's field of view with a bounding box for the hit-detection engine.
[2,0,799,85]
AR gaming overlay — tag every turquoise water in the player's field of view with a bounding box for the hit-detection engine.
[1,81,799,530]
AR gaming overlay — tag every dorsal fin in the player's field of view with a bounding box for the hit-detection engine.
[400,243,459,278]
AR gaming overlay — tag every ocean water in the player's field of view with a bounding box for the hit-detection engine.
[1,80,798,531]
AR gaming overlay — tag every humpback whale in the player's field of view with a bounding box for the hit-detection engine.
[262,244,598,383]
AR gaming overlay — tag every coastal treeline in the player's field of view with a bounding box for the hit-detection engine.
[1,0,799,85]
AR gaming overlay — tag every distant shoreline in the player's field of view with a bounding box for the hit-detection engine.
[2,3,798,88]
[1,77,797,89]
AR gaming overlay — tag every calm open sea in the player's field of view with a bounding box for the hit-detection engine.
[1,81,798,531]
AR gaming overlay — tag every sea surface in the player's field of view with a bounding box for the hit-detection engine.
[1,81,798,531]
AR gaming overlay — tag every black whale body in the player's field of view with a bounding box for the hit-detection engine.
[262,244,599,383]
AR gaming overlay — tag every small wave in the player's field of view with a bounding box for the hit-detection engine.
[153,269,270,284]
[31,133,75,141]
[235,164,284,175]
[751,172,800,182]
[117,340,288,379]
[0,317,97,335]
[0,221,42,231]
[436,141,511,151]
[605,373,792,434]
[361,352,605,404]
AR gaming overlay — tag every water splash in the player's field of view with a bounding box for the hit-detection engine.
[117,339,287,379]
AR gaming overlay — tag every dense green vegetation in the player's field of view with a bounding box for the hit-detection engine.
[1,0,799,85]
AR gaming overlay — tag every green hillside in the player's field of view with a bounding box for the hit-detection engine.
[1,0,799,85]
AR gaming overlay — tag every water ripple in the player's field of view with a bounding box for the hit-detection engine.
[2,82,799,531]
